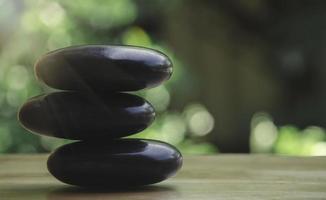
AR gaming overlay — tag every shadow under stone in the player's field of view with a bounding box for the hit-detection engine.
[47,185,178,200]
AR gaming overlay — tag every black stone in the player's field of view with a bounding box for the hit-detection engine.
[18,92,155,140]
[35,45,173,92]
[47,139,183,187]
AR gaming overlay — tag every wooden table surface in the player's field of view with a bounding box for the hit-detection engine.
[0,155,326,200]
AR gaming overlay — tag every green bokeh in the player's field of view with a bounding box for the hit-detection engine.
[0,0,216,154]
[0,0,325,156]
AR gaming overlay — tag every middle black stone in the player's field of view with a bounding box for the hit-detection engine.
[18,92,155,140]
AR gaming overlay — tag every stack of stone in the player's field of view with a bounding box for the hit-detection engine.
[18,45,183,187]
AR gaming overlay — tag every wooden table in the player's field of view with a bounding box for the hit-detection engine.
[0,155,325,200]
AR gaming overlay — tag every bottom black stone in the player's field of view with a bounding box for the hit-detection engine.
[47,139,183,187]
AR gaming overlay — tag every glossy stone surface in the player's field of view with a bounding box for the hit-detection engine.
[47,139,183,187]
[35,45,173,92]
[18,92,155,140]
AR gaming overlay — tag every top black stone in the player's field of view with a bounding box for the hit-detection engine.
[35,45,173,92]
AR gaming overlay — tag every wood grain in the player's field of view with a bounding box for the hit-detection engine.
[0,155,325,200]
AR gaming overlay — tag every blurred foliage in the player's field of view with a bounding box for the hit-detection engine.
[0,0,217,154]
[0,0,325,156]
[250,112,326,156]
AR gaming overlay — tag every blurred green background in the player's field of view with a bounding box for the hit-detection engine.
[0,0,326,156]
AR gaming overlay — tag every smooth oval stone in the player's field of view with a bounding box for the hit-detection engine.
[47,139,183,187]
[18,92,155,140]
[35,45,173,91]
